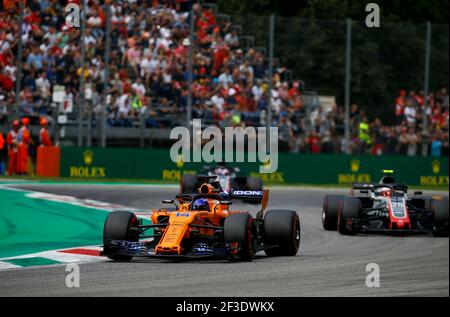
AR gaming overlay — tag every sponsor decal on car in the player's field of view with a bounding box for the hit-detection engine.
[232,190,263,196]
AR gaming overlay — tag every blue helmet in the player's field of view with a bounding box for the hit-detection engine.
[193,198,209,211]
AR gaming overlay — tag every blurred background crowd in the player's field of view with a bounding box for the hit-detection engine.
[0,0,448,156]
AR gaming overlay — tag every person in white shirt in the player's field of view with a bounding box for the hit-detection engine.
[118,93,131,118]
[252,82,263,102]
[404,103,417,127]
[218,69,233,88]
[132,78,146,96]
[35,71,51,99]
[224,30,239,48]
[84,29,97,46]
[211,93,225,113]
[140,53,152,77]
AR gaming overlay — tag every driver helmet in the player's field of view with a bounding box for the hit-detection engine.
[192,198,209,211]
[375,186,391,197]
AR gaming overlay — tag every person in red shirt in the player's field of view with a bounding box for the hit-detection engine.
[6,120,19,175]
[17,117,32,175]
[0,71,14,91]
[0,132,4,150]
[39,118,52,146]
[395,89,406,123]
[308,132,321,154]
[0,131,4,175]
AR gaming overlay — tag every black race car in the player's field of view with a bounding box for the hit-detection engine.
[180,163,263,194]
[322,171,449,236]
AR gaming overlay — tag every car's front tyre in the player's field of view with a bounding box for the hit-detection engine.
[432,198,449,237]
[263,210,301,256]
[103,210,139,261]
[322,195,344,231]
[223,213,256,261]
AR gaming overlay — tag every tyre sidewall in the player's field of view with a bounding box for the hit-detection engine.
[338,197,360,235]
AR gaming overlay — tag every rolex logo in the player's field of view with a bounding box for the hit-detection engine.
[350,159,360,173]
[432,160,440,174]
[83,150,94,166]
[176,155,185,169]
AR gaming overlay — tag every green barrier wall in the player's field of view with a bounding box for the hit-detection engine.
[60,147,449,187]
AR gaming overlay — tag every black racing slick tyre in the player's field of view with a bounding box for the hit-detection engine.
[432,198,449,237]
[103,211,139,261]
[181,174,198,194]
[322,195,344,231]
[264,210,301,256]
[224,213,255,261]
[338,197,361,235]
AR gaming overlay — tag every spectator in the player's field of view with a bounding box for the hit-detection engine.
[398,128,409,155]
[0,0,446,158]
[404,99,417,127]
[0,131,4,174]
[358,116,371,154]
[224,29,239,48]
[431,132,442,157]
[395,89,406,124]
[384,127,399,155]
[307,131,321,154]
[406,127,420,156]
[35,71,51,100]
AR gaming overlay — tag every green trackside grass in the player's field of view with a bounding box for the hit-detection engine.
[0,175,448,191]
[0,187,110,258]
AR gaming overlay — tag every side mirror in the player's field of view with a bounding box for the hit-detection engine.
[414,191,423,196]
[162,199,174,204]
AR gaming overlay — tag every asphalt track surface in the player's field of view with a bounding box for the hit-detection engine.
[0,184,448,297]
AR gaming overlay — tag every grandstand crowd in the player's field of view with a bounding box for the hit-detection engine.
[0,0,448,157]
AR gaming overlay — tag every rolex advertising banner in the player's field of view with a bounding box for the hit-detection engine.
[60,147,449,187]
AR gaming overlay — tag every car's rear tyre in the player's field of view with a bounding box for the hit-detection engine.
[432,198,449,237]
[338,197,361,235]
[103,211,139,261]
[224,213,255,261]
[181,174,198,194]
[322,195,343,231]
[264,210,301,256]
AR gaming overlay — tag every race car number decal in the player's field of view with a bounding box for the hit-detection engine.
[390,197,406,218]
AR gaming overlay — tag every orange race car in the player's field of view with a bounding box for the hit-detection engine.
[102,177,301,261]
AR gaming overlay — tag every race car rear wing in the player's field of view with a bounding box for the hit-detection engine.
[351,183,374,196]
[351,182,409,195]
[352,183,375,190]
[230,189,265,201]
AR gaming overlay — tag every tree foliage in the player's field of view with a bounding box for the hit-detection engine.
[212,0,449,120]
